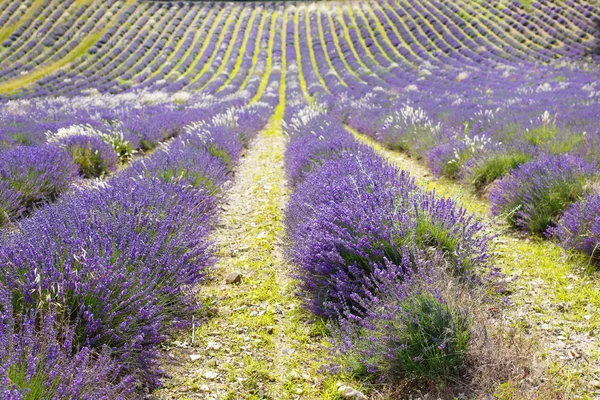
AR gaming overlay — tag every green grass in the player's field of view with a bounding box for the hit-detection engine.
[468,152,533,192]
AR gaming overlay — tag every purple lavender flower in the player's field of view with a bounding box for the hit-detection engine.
[0,287,135,399]
[0,145,77,217]
[60,134,118,178]
[550,191,600,261]
[490,154,598,234]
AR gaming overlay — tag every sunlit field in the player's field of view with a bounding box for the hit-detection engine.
[0,1,599,398]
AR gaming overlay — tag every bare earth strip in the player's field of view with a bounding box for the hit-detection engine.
[152,117,335,399]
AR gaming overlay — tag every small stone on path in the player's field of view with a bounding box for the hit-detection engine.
[206,341,222,351]
[337,384,368,400]
[204,370,218,380]
[225,271,242,284]
[189,354,201,362]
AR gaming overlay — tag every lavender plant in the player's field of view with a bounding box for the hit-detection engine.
[285,152,418,317]
[126,141,229,195]
[0,287,135,399]
[334,260,470,383]
[490,154,598,234]
[0,181,23,225]
[286,135,489,317]
[0,175,217,385]
[550,192,600,261]
[59,135,119,178]
[0,145,77,219]
[465,149,533,192]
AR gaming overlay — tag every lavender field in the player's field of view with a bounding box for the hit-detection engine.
[0,0,599,398]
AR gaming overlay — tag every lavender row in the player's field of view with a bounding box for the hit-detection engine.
[0,92,227,227]
[282,104,491,382]
[325,54,600,257]
[0,1,118,84]
[0,101,272,397]
[3,0,597,100]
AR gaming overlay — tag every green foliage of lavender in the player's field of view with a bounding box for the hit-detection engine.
[60,135,119,178]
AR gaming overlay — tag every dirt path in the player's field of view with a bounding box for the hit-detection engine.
[152,116,334,399]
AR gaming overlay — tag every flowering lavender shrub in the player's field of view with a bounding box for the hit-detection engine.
[333,258,470,383]
[127,142,229,195]
[286,150,489,317]
[121,108,194,151]
[0,181,23,225]
[413,190,490,274]
[47,124,133,165]
[426,142,466,179]
[1,174,217,386]
[60,135,118,178]
[427,132,497,180]
[550,192,600,260]
[377,104,441,156]
[286,135,364,187]
[184,115,248,171]
[283,105,375,186]
[490,154,598,234]
[0,288,134,399]
[0,145,77,217]
[286,152,417,317]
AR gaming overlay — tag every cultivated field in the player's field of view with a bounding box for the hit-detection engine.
[0,0,599,399]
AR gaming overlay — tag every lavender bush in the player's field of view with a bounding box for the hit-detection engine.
[490,154,598,234]
[464,149,533,192]
[0,181,23,225]
[0,145,77,221]
[0,287,134,399]
[550,192,600,261]
[1,175,217,386]
[285,111,490,318]
[334,259,470,382]
[284,113,365,187]
[60,135,119,178]
[126,139,230,197]
[286,152,418,317]
[120,108,195,151]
